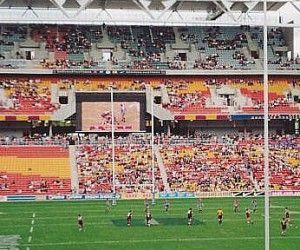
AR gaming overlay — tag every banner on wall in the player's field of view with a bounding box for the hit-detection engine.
[7,195,36,201]
[120,192,154,200]
[46,193,120,201]
[53,69,166,75]
[46,195,66,201]
[270,190,300,196]
[159,192,196,199]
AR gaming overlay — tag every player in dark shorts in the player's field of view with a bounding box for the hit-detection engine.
[144,199,150,214]
[77,214,84,231]
[164,199,170,212]
[217,208,223,225]
[284,207,290,224]
[233,198,240,213]
[120,103,126,122]
[127,210,132,226]
[281,217,288,236]
[145,211,152,227]
[187,208,193,226]
[245,208,252,224]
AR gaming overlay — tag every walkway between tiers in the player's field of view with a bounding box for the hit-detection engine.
[154,145,170,192]
[69,145,79,193]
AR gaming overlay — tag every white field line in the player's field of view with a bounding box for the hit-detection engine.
[21,235,300,247]
[0,203,297,214]
[26,213,35,250]
[20,213,300,220]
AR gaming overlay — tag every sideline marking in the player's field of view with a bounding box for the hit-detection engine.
[21,235,300,247]
[27,213,36,250]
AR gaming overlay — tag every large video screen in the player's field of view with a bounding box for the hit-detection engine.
[82,102,140,132]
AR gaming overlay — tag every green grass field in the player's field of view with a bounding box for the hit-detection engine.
[0,197,299,250]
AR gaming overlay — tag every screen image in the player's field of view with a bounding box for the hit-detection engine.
[82,102,140,132]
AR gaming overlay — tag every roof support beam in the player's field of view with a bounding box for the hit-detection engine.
[157,0,178,20]
[165,1,185,21]
[49,0,70,18]
[74,0,94,17]
[213,0,237,22]
[238,1,259,21]
[22,7,39,18]
[95,0,113,21]
[132,0,155,19]
[291,1,300,13]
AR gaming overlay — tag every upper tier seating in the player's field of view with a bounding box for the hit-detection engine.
[2,24,298,70]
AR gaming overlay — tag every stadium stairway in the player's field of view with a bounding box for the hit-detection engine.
[51,84,76,120]
[69,145,79,193]
[160,84,170,104]
[154,145,170,192]
[98,26,115,49]
[146,85,174,120]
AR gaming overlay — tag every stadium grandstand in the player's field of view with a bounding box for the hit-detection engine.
[0,0,299,250]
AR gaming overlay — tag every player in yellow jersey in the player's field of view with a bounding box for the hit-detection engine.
[217,208,223,225]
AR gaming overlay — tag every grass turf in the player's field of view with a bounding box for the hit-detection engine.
[0,197,299,250]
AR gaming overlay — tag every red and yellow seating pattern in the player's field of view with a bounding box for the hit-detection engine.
[0,146,71,195]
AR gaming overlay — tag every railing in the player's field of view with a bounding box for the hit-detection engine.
[1,190,299,202]
[0,135,299,147]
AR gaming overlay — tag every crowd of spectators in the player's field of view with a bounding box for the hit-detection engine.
[160,133,299,192]
[40,59,98,69]
[32,25,102,54]
[76,143,163,194]
[125,60,154,70]
[163,78,206,107]
[0,174,69,195]
[0,133,71,146]
[168,55,187,70]
[0,78,59,114]
[204,27,246,50]
[73,132,299,193]
[1,24,300,71]
[0,76,299,116]
[0,132,299,194]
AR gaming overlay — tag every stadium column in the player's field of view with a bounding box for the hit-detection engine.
[295,118,299,135]
[111,87,117,205]
[49,121,53,137]
[151,87,156,205]
[263,0,270,249]
[167,122,171,137]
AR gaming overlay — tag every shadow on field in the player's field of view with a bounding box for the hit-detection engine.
[112,218,204,227]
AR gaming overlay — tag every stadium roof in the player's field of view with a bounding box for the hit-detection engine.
[0,0,299,26]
